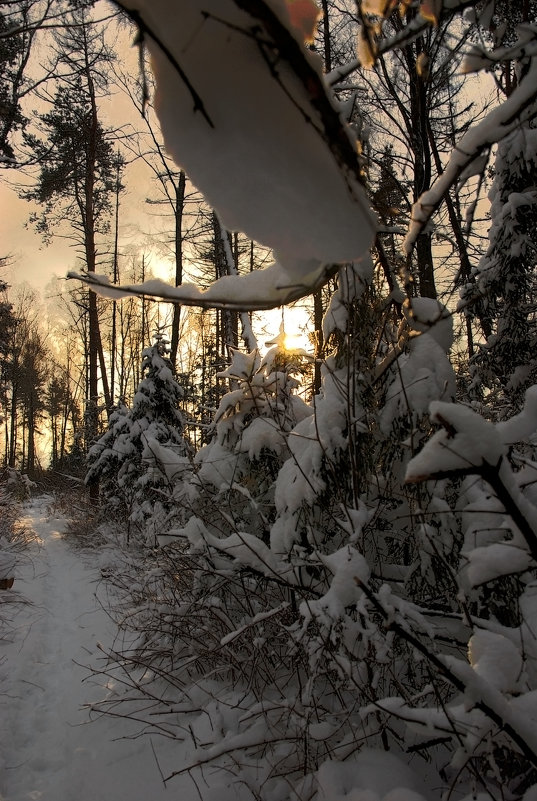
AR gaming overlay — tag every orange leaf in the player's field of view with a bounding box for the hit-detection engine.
[419,0,442,25]
[285,0,321,42]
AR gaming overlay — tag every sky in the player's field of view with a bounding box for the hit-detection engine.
[0,16,172,296]
[0,185,75,293]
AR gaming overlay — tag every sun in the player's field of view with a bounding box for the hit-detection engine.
[147,255,173,282]
[282,331,307,351]
[263,307,312,354]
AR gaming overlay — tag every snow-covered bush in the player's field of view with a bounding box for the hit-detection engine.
[97,284,537,799]
[178,336,312,547]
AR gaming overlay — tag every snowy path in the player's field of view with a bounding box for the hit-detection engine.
[0,496,179,801]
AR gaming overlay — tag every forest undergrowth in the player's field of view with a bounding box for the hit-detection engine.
[66,302,537,801]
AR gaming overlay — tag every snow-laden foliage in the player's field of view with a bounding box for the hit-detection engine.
[463,125,537,404]
[167,335,312,554]
[93,278,537,800]
[86,334,189,544]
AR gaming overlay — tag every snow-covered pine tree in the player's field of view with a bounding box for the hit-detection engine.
[86,333,189,544]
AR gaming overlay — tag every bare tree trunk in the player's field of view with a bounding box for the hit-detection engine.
[9,386,17,467]
[82,34,103,501]
[170,170,186,370]
[110,156,121,408]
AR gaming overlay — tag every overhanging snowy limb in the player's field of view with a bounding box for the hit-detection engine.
[68,261,342,311]
[69,0,376,309]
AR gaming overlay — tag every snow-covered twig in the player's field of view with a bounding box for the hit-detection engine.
[356,577,537,770]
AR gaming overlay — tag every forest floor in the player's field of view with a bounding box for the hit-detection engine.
[0,494,188,801]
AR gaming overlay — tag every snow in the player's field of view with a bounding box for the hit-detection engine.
[124,0,375,270]
[70,0,376,310]
[0,496,187,801]
[313,750,428,801]
[468,629,524,693]
[401,298,454,352]
[380,335,455,434]
[300,546,370,622]
[76,262,339,310]
[405,402,503,482]
[463,541,533,587]
[497,384,537,445]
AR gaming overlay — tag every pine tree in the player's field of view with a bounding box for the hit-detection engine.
[22,8,123,445]
[86,333,189,544]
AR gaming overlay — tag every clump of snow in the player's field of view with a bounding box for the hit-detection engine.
[238,417,288,460]
[379,298,455,434]
[218,348,260,381]
[406,402,503,482]
[300,546,370,622]
[497,385,537,445]
[272,366,351,528]
[468,629,524,693]
[380,334,455,434]
[313,750,428,801]
[520,582,537,687]
[463,542,532,587]
[402,297,454,351]
[119,0,375,292]
[323,261,372,339]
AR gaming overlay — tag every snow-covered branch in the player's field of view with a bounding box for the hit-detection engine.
[72,0,376,309]
[68,262,342,311]
[403,56,537,256]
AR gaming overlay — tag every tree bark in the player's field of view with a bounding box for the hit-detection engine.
[170,170,186,370]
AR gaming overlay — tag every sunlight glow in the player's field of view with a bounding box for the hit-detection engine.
[263,307,311,354]
[148,257,173,283]
[282,332,306,351]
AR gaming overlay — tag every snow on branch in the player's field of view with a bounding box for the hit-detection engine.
[403,55,537,256]
[406,393,537,565]
[358,577,537,771]
[84,0,376,310]
[68,260,341,311]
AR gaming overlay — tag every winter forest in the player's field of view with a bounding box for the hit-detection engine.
[2,0,537,799]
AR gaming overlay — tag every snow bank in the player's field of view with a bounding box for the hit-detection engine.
[314,750,428,801]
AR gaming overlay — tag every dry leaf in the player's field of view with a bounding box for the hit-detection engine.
[357,26,377,68]
[416,51,430,79]
[419,0,442,25]
[285,0,321,42]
